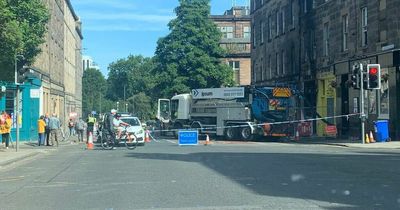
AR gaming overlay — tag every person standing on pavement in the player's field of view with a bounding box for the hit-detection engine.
[86,113,96,143]
[0,112,12,149]
[48,113,61,147]
[44,113,51,146]
[75,117,85,143]
[67,118,75,137]
[38,115,46,146]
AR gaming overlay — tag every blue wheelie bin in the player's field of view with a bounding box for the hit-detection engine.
[374,120,389,142]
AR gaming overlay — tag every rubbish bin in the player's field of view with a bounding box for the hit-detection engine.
[374,120,389,142]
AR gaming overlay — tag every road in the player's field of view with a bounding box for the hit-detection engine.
[0,139,399,210]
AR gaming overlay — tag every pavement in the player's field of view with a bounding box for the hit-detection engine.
[290,136,400,149]
[0,135,83,169]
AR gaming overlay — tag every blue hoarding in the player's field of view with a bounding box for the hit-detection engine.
[178,130,198,145]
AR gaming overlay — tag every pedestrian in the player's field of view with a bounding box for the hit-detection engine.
[44,113,51,146]
[48,113,61,147]
[1,111,5,146]
[0,112,12,149]
[75,117,85,143]
[67,118,75,137]
[38,115,46,146]
[86,113,96,143]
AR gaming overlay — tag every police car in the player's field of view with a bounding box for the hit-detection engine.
[118,113,145,146]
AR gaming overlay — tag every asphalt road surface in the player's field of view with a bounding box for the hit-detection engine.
[0,139,399,210]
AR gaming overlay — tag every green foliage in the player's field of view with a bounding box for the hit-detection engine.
[154,0,234,97]
[82,68,108,115]
[0,0,49,81]
[107,55,156,100]
[127,92,153,120]
[105,55,157,117]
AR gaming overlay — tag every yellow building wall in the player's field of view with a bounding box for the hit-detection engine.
[316,72,336,136]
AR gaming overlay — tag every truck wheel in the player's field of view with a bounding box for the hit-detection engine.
[224,127,236,140]
[240,126,253,140]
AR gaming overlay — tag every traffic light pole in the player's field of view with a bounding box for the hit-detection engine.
[360,66,365,144]
[15,85,20,152]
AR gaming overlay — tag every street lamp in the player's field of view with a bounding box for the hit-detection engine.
[14,54,25,152]
[125,103,128,112]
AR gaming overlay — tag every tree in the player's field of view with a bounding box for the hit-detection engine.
[153,0,234,97]
[106,55,156,100]
[82,68,108,115]
[128,92,153,120]
[0,0,49,81]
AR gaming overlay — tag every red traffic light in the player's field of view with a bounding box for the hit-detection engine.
[369,67,378,75]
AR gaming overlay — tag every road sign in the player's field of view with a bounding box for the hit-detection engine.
[178,130,198,145]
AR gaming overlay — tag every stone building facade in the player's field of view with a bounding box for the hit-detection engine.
[33,0,82,125]
[211,6,252,86]
[252,0,400,140]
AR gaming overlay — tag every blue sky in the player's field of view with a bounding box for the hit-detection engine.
[70,0,250,76]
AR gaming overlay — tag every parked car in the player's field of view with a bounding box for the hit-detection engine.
[119,116,145,146]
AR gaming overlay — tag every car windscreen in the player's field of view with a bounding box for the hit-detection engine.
[121,118,140,126]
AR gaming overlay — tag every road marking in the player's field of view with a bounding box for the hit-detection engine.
[167,140,177,144]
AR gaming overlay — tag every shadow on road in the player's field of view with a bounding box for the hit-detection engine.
[125,151,400,209]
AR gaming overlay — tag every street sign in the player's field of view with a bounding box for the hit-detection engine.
[178,130,198,145]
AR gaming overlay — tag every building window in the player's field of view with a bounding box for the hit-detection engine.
[342,14,348,51]
[281,10,285,33]
[229,61,240,84]
[311,30,316,60]
[361,7,368,46]
[243,26,250,38]
[276,11,280,36]
[261,58,264,81]
[290,46,295,73]
[268,15,272,40]
[276,52,280,75]
[268,55,272,79]
[252,61,256,82]
[282,50,285,75]
[304,0,308,13]
[220,26,234,39]
[291,1,295,28]
[252,23,256,47]
[323,22,329,56]
[260,21,264,43]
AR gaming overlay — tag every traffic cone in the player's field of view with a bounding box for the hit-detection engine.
[87,132,94,150]
[204,134,211,146]
[145,130,151,143]
[369,131,375,143]
[365,133,370,144]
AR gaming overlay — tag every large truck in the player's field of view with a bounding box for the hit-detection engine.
[157,86,296,140]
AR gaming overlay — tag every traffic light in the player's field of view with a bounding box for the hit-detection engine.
[16,58,29,84]
[367,64,381,89]
[350,63,361,89]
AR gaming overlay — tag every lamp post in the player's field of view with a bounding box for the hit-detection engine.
[14,54,24,152]
[125,103,128,112]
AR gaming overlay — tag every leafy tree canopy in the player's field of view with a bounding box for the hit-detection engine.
[107,55,155,100]
[0,0,49,80]
[82,68,108,115]
[154,0,234,97]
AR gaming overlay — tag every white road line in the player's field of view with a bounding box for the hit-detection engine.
[167,140,177,144]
